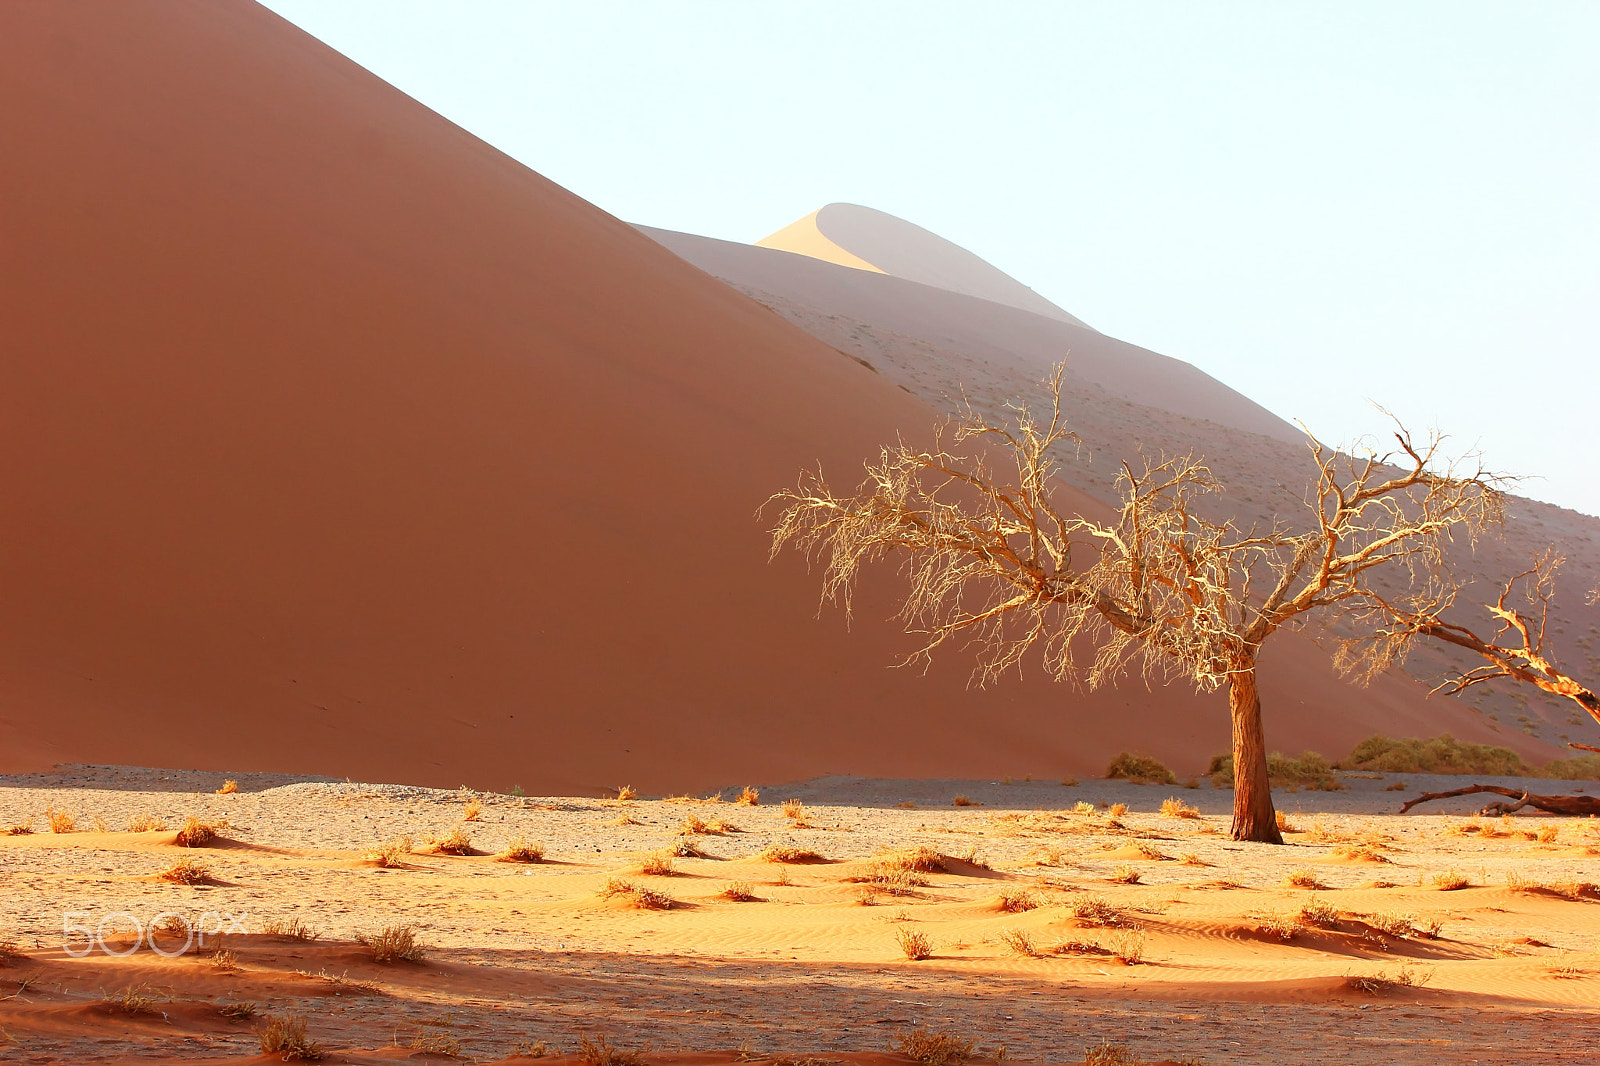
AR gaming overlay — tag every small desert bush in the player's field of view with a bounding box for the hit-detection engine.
[671,837,709,858]
[1432,869,1471,891]
[639,851,676,876]
[1537,824,1561,844]
[426,826,473,855]
[578,1034,647,1066]
[0,940,26,967]
[2,820,32,836]
[45,807,76,834]
[1332,844,1391,863]
[1106,752,1177,785]
[1179,852,1210,867]
[1070,895,1130,927]
[216,780,239,795]
[159,857,212,885]
[261,916,318,940]
[357,923,426,963]
[462,797,483,822]
[615,785,638,801]
[1296,897,1339,928]
[952,795,975,806]
[1160,796,1199,819]
[999,927,1039,957]
[1109,802,1129,819]
[1083,1040,1138,1066]
[496,836,546,863]
[411,1029,463,1056]
[1284,867,1326,890]
[210,949,241,974]
[106,984,161,1014]
[126,814,167,833]
[1105,930,1147,964]
[782,797,804,819]
[1108,864,1141,885]
[175,816,225,847]
[720,881,759,902]
[1251,911,1297,941]
[1540,754,1600,780]
[369,835,414,867]
[897,927,933,960]
[258,1013,323,1060]
[1345,965,1432,994]
[895,1028,973,1065]
[1275,810,1299,834]
[1341,733,1525,776]
[735,786,760,805]
[218,1000,258,1019]
[758,844,823,863]
[998,888,1039,913]
[682,814,739,835]
[1366,912,1417,938]
[598,877,674,909]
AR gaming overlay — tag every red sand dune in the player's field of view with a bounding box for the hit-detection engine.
[0,1,1538,794]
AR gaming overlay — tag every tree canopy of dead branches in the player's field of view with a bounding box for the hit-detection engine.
[767,363,1507,843]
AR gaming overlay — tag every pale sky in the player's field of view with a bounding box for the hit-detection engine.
[261,1,1600,517]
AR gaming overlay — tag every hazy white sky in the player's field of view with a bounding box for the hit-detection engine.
[262,1,1599,516]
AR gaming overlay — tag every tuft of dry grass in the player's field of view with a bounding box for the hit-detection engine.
[897,927,934,960]
[720,881,760,902]
[357,924,426,963]
[998,888,1039,913]
[1179,852,1210,867]
[1160,796,1200,818]
[999,928,1039,957]
[216,780,239,795]
[1345,965,1432,994]
[1366,912,1418,939]
[159,857,212,885]
[261,916,318,940]
[952,795,975,807]
[1109,803,1129,819]
[2,821,32,836]
[1250,911,1297,941]
[369,835,414,868]
[174,816,226,848]
[1284,867,1327,890]
[610,814,643,827]
[410,1029,463,1056]
[258,1013,323,1060]
[1083,1040,1138,1066]
[0,940,27,967]
[45,807,76,834]
[462,797,483,822]
[1108,864,1141,885]
[615,785,638,801]
[1275,810,1299,834]
[218,1000,257,1019]
[1069,895,1131,927]
[735,786,760,806]
[639,851,676,876]
[1432,869,1471,891]
[782,797,805,820]
[598,877,674,910]
[895,1028,973,1066]
[758,844,824,864]
[1105,930,1147,964]
[1332,844,1391,863]
[426,826,474,855]
[1384,780,1407,791]
[578,1034,648,1066]
[1296,897,1339,929]
[682,814,739,835]
[105,984,161,1015]
[126,814,167,833]
[496,836,546,863]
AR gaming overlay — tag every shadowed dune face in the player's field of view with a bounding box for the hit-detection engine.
[758,202,1093,329]
[0,2,1546,793]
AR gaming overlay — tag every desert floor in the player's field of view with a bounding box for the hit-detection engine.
[2,767,1598,1065]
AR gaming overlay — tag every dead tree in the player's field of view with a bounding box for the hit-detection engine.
[1398,785,1600,817]
[767,364,1504,843]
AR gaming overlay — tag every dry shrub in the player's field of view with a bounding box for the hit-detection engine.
[897,927,933,960]
[1345,965,1432,994]
[1061,775,1080,787]
[639,851,676,876]
[1109,864,1141,885]
[1159,796,1199,819]
[45,807,76,834]
[682,814,739,835]
[511,1040,549,1057]
[261,916,318,940]
[720,881,760,902]
[952,795,975,807]
[1133,841,1169,860]
[759,844,824,864]
[735,786,760,806]
[1109,803,1129,818]
[1366,912,1417,938]
[1251,911,1297,941]
[782,798,804,820]
[1083,1040,1138,1066]
[175,816,226,847]
[1284,867,1326,890]
[1070,895,1130,927]
[1296,897,1339,928]
[462,797,483,822]
[369,836,414,867]
[671,837,708,859]
[882,846,946,873]
[610,814,643,827]
[579,1034,648,1066]
[2,821,32,836]
[127,814,167,833]
[615,785,638,801]
[999,927,1039,957]
[0,940,27,967]
[1342,733,1524,776]
[219,1000,257,1019]
[1333,844,1391,863]
[998,888,1039,913]
[496,836,546,863]
[1179,852,1210,867]
[411,1029,463,1056]
[357,924,426,963]
[1106,752,1177,785]
[895,1028,973,1066]
[216,780,239,795]
[426,826,473,855]
[106,984,161,1014]
[1537,825,1561,844]
[258,1013,323,1060]
[159,857,212,885]
[210,948,241,974]
[598,877,674,910]
[1384,781,1407,792]
[1105,930,1147,964]
[1432,869,1471,890]
[1275,810,1299,834]
[1069,801,1096,816]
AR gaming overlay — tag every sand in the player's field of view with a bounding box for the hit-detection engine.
[2,767,1599,1063]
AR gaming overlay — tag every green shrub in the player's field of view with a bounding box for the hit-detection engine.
[1208,750,1343,790]
[1105,752,1176,785]
[1339,734,1526,776]
[1538,754,1600,781]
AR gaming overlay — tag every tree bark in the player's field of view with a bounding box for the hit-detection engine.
[1228,661,1283,843]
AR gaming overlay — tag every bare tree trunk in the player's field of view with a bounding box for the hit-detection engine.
[1228,661,1283,843]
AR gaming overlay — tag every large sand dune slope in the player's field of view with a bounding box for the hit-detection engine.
[0,2,1538,793]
